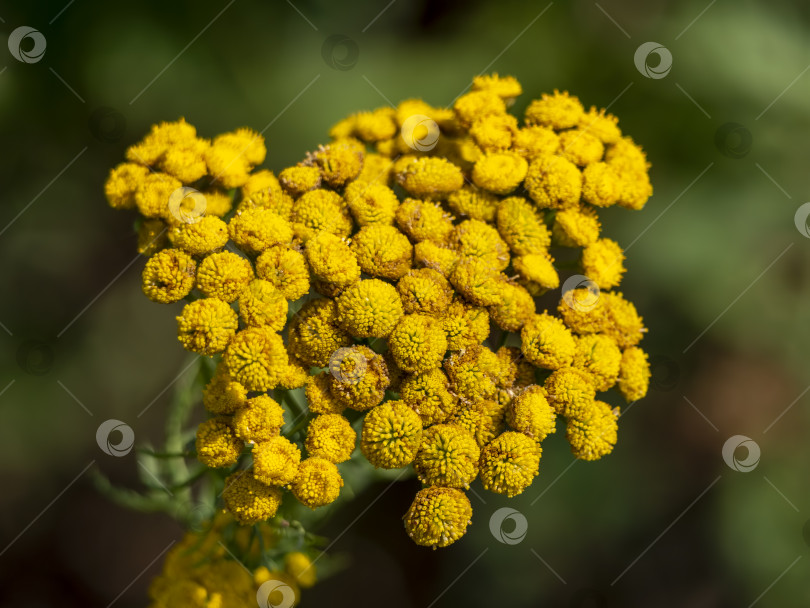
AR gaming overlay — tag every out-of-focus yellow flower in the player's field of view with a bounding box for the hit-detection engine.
[105,162,149,210]
[454,90,506,127]
[447,186,500,222]
[524,154,582,210]
[285,552,317,589]
[496,196,551,256]
[581,238,626,290]
[558,129,605,167]
[512,125,559,160]
[205,128,266,189]
[395,157,464,199]
[279,165,322,197]
[552,205,601,247]
[203,363,247,415]
[524,90,584,130]
[451,219,511,271]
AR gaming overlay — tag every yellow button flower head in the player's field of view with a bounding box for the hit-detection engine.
[605,136,649,174]
[255,245,310,301]
[582,162,621,207]
[443,345,499,401]
[228,207,293,254]
[552,205,601,247]
[525,90,584,130]
[203,363,247,415]
[105,162,149,209]
[470,113,518,151]
[513,253,560,295]
[442,297,490,350]
[447,186,500,222]
[581,238,626,290]
[472,151,528,195]
[223,471,283,525]
[618,346,650,402]
[544,367,596,418]
[454,90,507,128]
[125,117,196,165]
[160,138,210,185]
[351,224,413,280]
[305,372,347,415]
[395,157,464,199]
[177,298,238,355]
[335,278,404,338]
[557,287,609,334]
[305,231,361,294]
[508,386,557,441]
[223,326,290,391]
[566,400,619,460]
[253,436,301,486]
[310,138,364,188]
[353,108,398,142]
[135,172,182,218]
[414,424,480,489]
[451,399,504,448]
[137,218,168,256]
[413,240,460,276]
[278,165,322,197]
[329,115,356,139]
[520,312,576,369]
[292,457,344,508]
[579,107,622,144]
[472,73,523,101]
[305,414,356,463]
[479,431,541,497]
[449,257,504,307]
[602,291,646,348]
[360,400,423,468]
[355,152,394,186]
[279,355,311,390]
[196,417,243,468]
[285,552,317,589]
[489,281,536,332]
[525,154,582,210]
[558,129,605,167]
[199,189,234,218]
[196,251,253,302]
[572,334,622,392]
[238,279,288,330]
[400,368,459,426]
[496,196,551,256]
[292,189,353,241]
[616,170,653,211]
[233,395,285,443]
[451,219,511,271]
[205,128,266,189]
[241,169,294,219]
[142,248,196,303]
[328,345,389,411]
[404,486,472,548]
[395,198,455,243]
[169,216,229,256]
[389,314,448,374]
[512,126,560,160]
[344,180,400,226]
[287,298,351,367]
[397,268,453,315]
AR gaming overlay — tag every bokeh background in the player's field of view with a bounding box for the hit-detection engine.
[1,0,809,606]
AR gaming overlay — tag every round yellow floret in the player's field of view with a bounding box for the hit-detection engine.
[305,414,356,463]
[399,368,459,426]
[344,180,400,226]
[351,224,413,280]
[203,363,247,415]
[618,346,650,402]
[176,298,238,355]
[305,372,346,415]
[196,251,253,302]
[142,248,196,303]
[616,168,653,211]
[558,129,605,166]
[470,113,518,151]
[472,73,523,100]
[472,151,528,195]
[520,312,576,370]
[232,395,285,443]
[397,268,453,315]
[291,189,353,241]
[525,90,584,130]
[496,196,551,256]
[479,431,541,497]
[454,90,506,127]
[581,238,626,290]
[255,245,310,301]
[488,281,536,332]
[512,126,560,160]
[553,205,601,247]
[288,298,352,368]
[302,231,359,295]
[443,346,499,401]
[223,326,290,391]
[395,157,464,199]
[579,107,622,144]
[525,154,582,210]
[253,436,301,486]
[449,257,504,307]
[361,400,423,468]
[513,253,560,293]
[279,165,322,196]
[335,278,404,338]
[413,241,459,276]
[169,215,229,256]
[446,186,499,222]
[238,279,288,330]
[389,314,448,373]
[414,424,480,489]
[451,219,510,271]
[223,471,283,525]
[228,207,293,253]
[395,198,454,243]
[206,128,266,188]
[508,385,556,441]
[572,334,622,392]
[312,139,364,188]
[566,400,619,460]
[582,162,621,207]
[105,162,149,209]
[544,367,596,418]
[196,417,242,468]
[404,486,472,548]
[353,108,398,142]
[442,297,490,350]
[602,292,646,348]
[134,173,182,219]
[328,345,389,411]
[241,169,293,218]
[292,457,344,508]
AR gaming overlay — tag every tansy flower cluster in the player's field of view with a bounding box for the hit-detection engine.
[105,73,653,567]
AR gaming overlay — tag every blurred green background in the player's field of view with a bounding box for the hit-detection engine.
[1,0,808,606]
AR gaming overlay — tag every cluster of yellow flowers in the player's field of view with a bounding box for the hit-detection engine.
[105,73,652,558]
